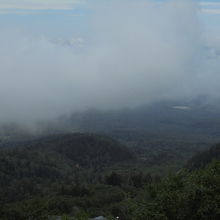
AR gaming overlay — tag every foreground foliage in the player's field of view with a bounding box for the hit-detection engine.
[1,159,220,219]
[1,133,220,219]
[130,160,220,220]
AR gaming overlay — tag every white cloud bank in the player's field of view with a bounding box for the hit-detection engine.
[200,1,220,14]
[201,9,220,14]
[200,2,220,7]
[0,0,219,123]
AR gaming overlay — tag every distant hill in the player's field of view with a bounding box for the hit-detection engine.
[18,133,135,164]
[2,99,220,142]
[0,133,135,188]
[186,143,220,170]
[54,100,220,138]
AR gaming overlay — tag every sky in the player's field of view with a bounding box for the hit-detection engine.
[0,0,219,38]
[0,0,220,124]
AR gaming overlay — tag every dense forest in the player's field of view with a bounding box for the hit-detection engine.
[1,102,220,219]
[0,131,220,219]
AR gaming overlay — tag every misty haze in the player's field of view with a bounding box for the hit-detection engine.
[0,0,220,220]
[0,0,219,124]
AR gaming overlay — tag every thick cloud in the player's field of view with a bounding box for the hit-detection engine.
[0,0,219,123]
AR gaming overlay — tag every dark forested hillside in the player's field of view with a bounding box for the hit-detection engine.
[0,133,139,219]
[1,134,220,219]
[186,143,220,170]
[0,133,135,186]
[1,101,220,219]
[128,160,220,220]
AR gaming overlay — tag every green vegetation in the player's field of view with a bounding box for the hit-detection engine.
[0,132,220,219]
[186,143,220,170]
[130,160,220,220]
